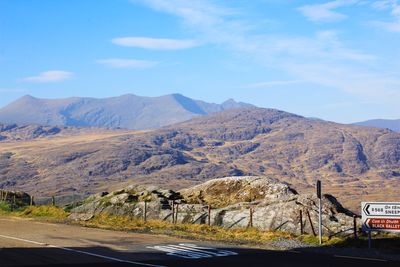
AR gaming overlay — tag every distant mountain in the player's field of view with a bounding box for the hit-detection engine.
[354,119,400,132]
[0,94,254,129]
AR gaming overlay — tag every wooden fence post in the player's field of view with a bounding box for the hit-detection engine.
[172,201,175,224]
[144,201,147,222]
[30,195,34,206]
[249,207,253,228]
[175,203,179,224]
[300,209,304,235]
[208,205,211,226]
[4,191,8,202]
[353,215,358,239]
[306,210,317,236]
[52,196,55,206]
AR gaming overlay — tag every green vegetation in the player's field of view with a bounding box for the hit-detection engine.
[0,202,69,220]
[0,201,26,214]
[0,202,12,213]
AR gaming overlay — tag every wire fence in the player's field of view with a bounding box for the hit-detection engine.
[0,189,361,239]
[0,189,87,209]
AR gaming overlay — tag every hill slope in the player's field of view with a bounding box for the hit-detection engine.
[355,119,400,132]
[0,108,399,211]
[0,94,253,129]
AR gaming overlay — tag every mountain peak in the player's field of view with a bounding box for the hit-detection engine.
[0,93,255,129]
[222,98,237,104]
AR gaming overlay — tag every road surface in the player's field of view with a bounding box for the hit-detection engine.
[0,217,397,266]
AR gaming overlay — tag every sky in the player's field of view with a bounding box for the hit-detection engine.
[0,0,400,123]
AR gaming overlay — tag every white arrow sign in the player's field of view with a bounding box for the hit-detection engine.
[362,203,400,217]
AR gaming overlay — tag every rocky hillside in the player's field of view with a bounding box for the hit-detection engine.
[0,94,253,129]
[0,123,123,142]
[0,108,399,212]
[70,176,356,236]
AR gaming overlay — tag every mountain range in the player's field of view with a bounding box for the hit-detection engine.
[0,94,253,129]
[354,119,400,132]
[1,107,399,212]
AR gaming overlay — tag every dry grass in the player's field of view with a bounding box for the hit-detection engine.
[78,214,297,245]
[21,206,69,219]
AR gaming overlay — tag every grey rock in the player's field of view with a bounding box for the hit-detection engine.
[70,176,357,236]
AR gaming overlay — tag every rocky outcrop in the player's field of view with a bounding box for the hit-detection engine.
[0,123,62,142]
[179,176,297,207]
[70,176,357,236]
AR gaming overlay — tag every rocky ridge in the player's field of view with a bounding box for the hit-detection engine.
[70,176,357,236]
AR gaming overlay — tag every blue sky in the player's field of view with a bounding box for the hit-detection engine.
[0,0,399,123]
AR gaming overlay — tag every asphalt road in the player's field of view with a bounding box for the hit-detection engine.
[0,217,397,267]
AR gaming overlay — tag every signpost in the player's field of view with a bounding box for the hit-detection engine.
[361,202,400,248]
[316,180,322,245]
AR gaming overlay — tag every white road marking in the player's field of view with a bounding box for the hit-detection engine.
[147,243,238,259]
[0,234,165,267]
[334,255,388,262]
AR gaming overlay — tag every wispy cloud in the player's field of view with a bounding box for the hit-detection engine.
[136,0,400,103]
[370,0,400,32]
[298,0,359,23]
[22,70,73,83]
[244,80,305,88]
[111,37,198,50]
[96,58,158,68]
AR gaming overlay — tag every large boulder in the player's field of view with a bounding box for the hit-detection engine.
[179,176,297,207]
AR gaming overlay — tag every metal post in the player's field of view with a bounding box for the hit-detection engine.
[300,209,304,235]
[208,205,211,226]
[318,197,322,245]
[368,231,372,249]
[52,196,55,206]
[353,215,358,239]
[317,180,322,245]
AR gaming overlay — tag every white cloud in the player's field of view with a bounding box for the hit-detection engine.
[371,0,400,32]
[111,37,198,50]
[22,70,73,83]
[298,0,359,23]
[96,58,158,68]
